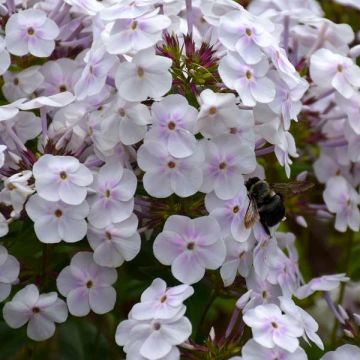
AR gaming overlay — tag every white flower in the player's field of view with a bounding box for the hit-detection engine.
[241,339,308,360]
[296,273,350,299]
[74,42,118,101]
[196,89,254,139]
[5,9,59,57]
[33,154,93,206]
[25,194,89,243]
[87,162,137,228]
[1,170,34,215]
[243,303,304,353]
[323,175,360,232]
[116,310,191,360]
[0,36,10,75]
[279,296,323,349]
[218,10,275,64]
[153,215,226,284]
[57,252,117,316]
[87,214,141,268]
[320,344,360,360]
[3,284,67,341]
[219,52,275,106]
[137,140,204,198]
[0,245,20,302]
[106,11,171,55]
[2,66,44,102]
[131,278,194,320]
[310,48,360,99]
[147,94,198,158]
[200,135,256,200]
[115,48,172,102]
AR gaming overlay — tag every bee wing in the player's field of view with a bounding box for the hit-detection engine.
[270,181,314,196]
[244,197,260,229]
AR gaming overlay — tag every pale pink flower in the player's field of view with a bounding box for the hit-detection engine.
[5,9,59,57]
[33,154,93,205]
[3,284,67,341]
[87,162,137,228]
[137,140,204,198]
[0,245,20,302]
[147,94,198,158]
[57,252,117,316]
[243,303,304,352]
[153,215,226,284]
[25,194,89,244]
[87,214,141,268]
[219,52,275,106]
[200,135,256,200]
[320,344,360,360]
[131,278,194,320]
[323,175,360,232]
[310,48,360,99]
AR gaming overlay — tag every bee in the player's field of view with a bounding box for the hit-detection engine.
[244,177,314,235]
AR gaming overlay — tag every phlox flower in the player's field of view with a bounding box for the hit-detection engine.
[0,37,10,75]
[274,130,298,178]
[106,10,171,55]
[74,42,118,100]
[205,187,251,242]
[137,140,204,198]
[64,0,104,16]
[57,252,117,316]
[2,66,44,102]
[200,134,256,200]
[243,303,304,353]
[147,94,198,158]
[87,214,141,268]
[0,144,6,168]
[115,48,172,102]
[100,0,152,20]
[131,278,194,320]
[5,9,59,57]
[323,175,360,232]
[100,95,151,146]
[219,10,275,64]
[320,344,360,360]
[33,154,93,205]
[279,297,323,350]
[310,48,360,99]
[241,339,308,360]
[0,245,20,302]
[220,236,255,286]
[116,309,191,360]
[25,194,89,244]
[87,162,137,228]
[1,170,34,215]
[196,89,254,138]
[3,284,67,341]
[219,52,275,106]
[296,273,349,299]
[153,215,226,284]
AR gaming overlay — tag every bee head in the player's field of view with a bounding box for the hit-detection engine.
[245,177,260,191]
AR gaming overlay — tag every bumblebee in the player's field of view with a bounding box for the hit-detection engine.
[244,177,313,235]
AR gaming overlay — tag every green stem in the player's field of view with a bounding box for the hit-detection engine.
[330,231,354,347]
[199,290,218,334]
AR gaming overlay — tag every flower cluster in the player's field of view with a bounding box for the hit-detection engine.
[0,0,359,359]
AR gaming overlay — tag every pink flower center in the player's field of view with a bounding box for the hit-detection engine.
[59,85,67,92]
[160,295,167,303]
[105,190,111,198]
[131,21,138,30]
[239,251,246,259]
[245,28,252,36]
[13,78,19,86]
[118,108,126,117]
[32,307,40,314]
[245,70,253,80]
[219,162,227,170]
[271,321,278,329]
[105,231,112,240]
[187,242,195,250]
[86,280,93,288]
[153,322,161,331]
[337,64,344,72]
[233,205,240,213]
